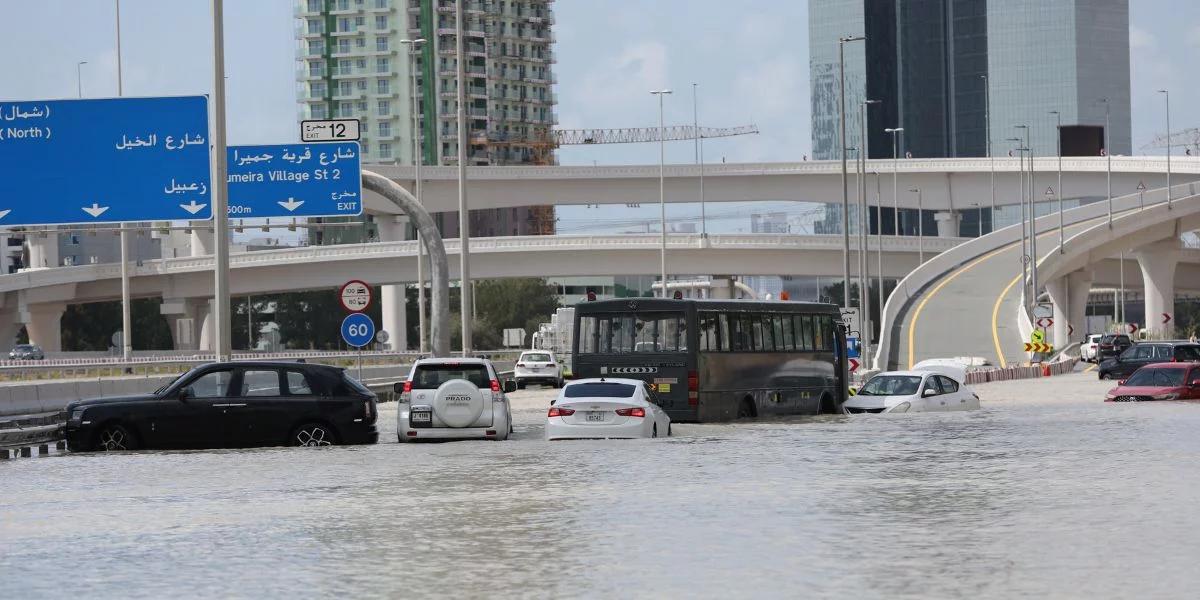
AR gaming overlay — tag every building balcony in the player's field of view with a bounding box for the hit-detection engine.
[436,27,487,38]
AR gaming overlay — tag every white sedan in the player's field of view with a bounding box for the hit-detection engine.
[843,367,980,414]
[546,378,671,440]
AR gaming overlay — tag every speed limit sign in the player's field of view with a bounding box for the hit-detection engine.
[339,280,371,312]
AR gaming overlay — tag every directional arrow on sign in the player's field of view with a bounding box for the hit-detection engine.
[1163,313,1172,325]
[1128,323,1140,334]
[848,358,860,373]
[1037,317,1054,328]
[1024,342,1055,353]
[277,197,305,212]
[1068,323,1075,336]
[82,203,109,218]
[0,210,10,221]
[179,201,207,215]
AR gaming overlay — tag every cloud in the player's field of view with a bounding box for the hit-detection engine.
[559,40,670,130]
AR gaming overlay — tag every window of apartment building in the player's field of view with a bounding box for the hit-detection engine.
[311,104,327,119]
[339,81,353,96]
[307,0,321,11]
[339,58,354,74]
[309,61,324,77]
[337,39,351,54]
[311,81,327,97]
[356,79,368,91]
[308,39,325,55]
[361,143,370,155]
[337,17,351,32]
[376,57,389,73]
[376,36,389,51]
[355,37,366,49]
[375,15,388,29]
[356,58,367,70]
[337,0,349,10]
[357,100,368,113]
[339,101,353,116]
[375,0,388,8]
[379,142,392,158]
[356,16,365,27]
[377,100,391,116]
[378,121,391,137]
[308,18,324,34]
[376,79,389,94]
[360,121,368,133]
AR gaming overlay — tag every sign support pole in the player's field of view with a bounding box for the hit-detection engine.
[455,0,473,356]
[211,0,232,361]
[116,0,132,362]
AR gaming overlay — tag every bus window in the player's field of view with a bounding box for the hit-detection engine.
[797,315,814,351]
[749,314,763,351]
[760,314,776,351]
[816,316,832,351]
[580,312,686,354]
[772,315,786,352]
[717,313,731,351]
[699,313,718,351]
[579,316,598,353]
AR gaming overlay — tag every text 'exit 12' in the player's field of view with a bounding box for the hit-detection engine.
[0,96,211,226]
[227,142,362,219]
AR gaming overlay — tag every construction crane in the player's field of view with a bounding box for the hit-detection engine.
[1141,127,1200,155]
[485,124,760,166]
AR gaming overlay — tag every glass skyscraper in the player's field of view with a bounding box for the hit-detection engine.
[810,0,1131,161]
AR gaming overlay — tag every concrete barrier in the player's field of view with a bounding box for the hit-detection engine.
[963,358,1080,385]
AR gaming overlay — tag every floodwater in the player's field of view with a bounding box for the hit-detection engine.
[3,373,1200,599]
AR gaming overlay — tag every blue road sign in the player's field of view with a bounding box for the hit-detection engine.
[341,312,376,348]
[847,337,861,359]
[227,142,362,219]
[0,96,211,226]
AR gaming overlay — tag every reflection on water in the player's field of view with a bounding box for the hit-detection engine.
[4,388,1200,598]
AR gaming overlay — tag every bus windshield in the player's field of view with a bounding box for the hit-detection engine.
[578,312,687,354]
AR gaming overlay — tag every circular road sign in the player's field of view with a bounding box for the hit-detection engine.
[339,279,372,312]
[376,330,390,344]
[341,313,376,348]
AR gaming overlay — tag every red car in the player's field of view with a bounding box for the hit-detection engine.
[1104,363,1200,402]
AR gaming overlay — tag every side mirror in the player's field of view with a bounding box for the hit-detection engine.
[393,382,405,395]
[1117,380,1127,386]
[922,388,938,398]
[178,387,191,402]
[503,380,517,393]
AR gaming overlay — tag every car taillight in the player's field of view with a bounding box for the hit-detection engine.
[687,370,699,406]
[364,400,372,418]
[400,380,413,403]
[490,379,501,392]
[548,406,575,417]
[616,407,645,417]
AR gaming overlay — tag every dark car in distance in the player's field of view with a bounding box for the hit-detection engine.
[66,362,379,452]
[8,344,45,360]
[1096,333,1133,361]
[1098,342,1200,380]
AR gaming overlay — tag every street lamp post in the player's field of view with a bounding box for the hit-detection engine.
[76,61,88,98]
[873,170,884,331]
[1015,124,1036,304]
[210,0,232,361]
[693,83,706,238]
[885,128,904,236]
[982,74,994,233]
[1050,111,1063,253]
[909,188,924,263]
[1101,97,1112,227]
[859,99,878,354]
[1158,89,1171,209]
[115,0,133,362]
[1008,137,1027,297]
[838,35,865,310]
[401,37,427,353]
[651,89,672,297]
[455,0,472,356]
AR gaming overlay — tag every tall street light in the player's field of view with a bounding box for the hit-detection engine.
[873,170,884,341]
[211,0,232,361]
[401,37,428,353]
[885,127,903,236]
[981,74,994,233]
[1007,137,1028,297]
[1158,89,1171,209]
[1050,110,1064,253]
[1100,97,1112,228]
[76,61,87,98]
[115,0,133,362]
[908,188,924,264]
[651,89,672,297]
[455,0,472,355]
[692,83,706,238]
[838,34,865,309]
[859,99,878,356]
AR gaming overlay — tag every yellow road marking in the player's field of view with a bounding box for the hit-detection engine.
[990,274,1022,368]
[1084,363,1097,373]
[906,245,1014,369]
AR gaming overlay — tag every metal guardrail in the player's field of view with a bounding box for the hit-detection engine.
[0,412,64,458]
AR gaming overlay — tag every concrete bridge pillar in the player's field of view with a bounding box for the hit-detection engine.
[19,302,65,352]
[935,212,960,238]
[0,311,20,350]
[190,227,213,257]
[26,235,59,269]
[375,215,409,351]
[161,298,212,352]
[1047,269,1093,349]
[1133,240,1182,339]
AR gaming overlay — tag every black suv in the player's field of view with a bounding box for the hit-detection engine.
[1096,334,1134,361]
[66,362,379,451]
[1098,342,1200,380]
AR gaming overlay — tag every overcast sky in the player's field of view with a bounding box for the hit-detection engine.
[2,0,1194,165]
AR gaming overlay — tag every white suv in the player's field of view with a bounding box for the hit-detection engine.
[1081,334,1103,363]
[396,358,515,442]
[514,350,564,389]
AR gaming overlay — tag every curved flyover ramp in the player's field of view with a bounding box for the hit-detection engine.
[877,181,1200,370]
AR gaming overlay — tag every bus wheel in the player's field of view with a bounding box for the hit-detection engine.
[737,397,756,419]
[818,393,836,414]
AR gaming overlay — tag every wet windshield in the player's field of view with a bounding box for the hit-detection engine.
[1124,369,1186,387]
[858,375,922,396]
[522,353,552,362]
[154,372,189,395]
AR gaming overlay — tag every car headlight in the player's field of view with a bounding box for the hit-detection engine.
[887,401,911,413]
[70,408,86,421]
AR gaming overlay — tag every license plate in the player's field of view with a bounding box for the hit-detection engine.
[412,412,431,423]
[586,411,605,422]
